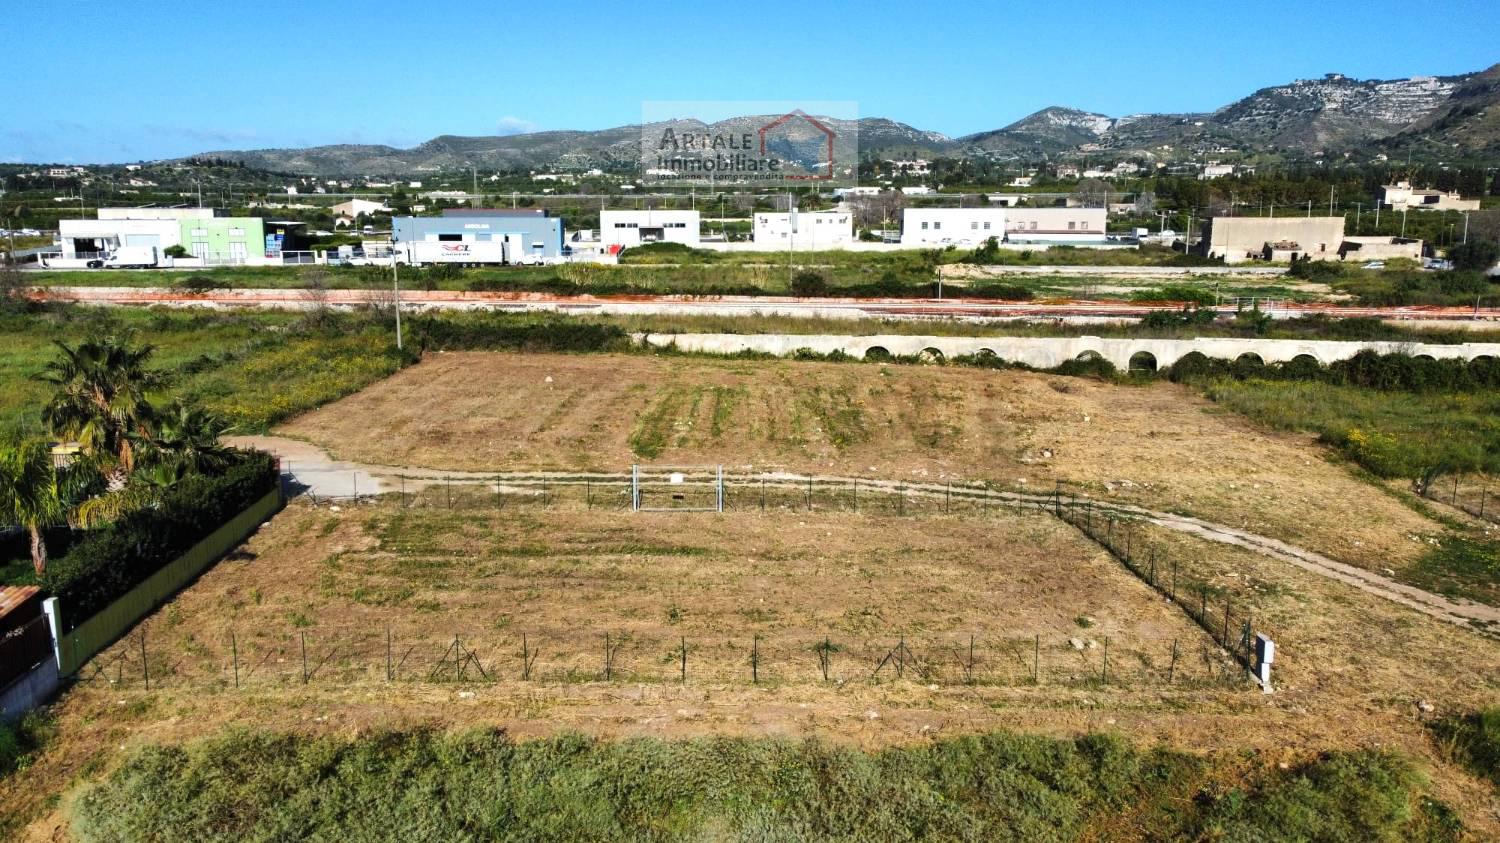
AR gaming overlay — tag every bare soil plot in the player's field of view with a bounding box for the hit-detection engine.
[79,500,1223,694]
[279,351,1442,575]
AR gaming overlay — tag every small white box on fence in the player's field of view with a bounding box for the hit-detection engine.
[1255,633,1274,665]
[669,472,685,485]
[1253,633,1275,693]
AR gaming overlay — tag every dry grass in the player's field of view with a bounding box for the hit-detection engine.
[280,351,1442,575]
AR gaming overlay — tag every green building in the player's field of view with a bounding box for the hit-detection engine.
[178,217,265,263]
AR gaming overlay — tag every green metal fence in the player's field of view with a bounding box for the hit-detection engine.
[57,487,284,677]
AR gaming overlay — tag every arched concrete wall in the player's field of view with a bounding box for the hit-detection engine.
[640,333,1500,369]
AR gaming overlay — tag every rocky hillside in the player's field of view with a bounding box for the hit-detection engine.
[194,64,1500,175]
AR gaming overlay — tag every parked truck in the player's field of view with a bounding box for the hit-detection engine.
[77,246,160,269]
[397,235,541,266]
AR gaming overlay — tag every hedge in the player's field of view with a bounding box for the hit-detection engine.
[1170,349,1500,392]
[40,450,279,626]
[413,314,632,353]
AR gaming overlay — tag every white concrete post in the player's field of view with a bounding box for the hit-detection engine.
[41,597,63,670]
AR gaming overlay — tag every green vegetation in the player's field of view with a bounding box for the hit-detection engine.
[1405,536,1500,606]
[1332,268,1498,307]
[0,308,407,439]
[67,729,1457,843]
[1429,707,1500,790]
[0,711,52,780]
[37,450,277,618]
[1195,375,1500,480]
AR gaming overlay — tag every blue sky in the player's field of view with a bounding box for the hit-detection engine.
[3,0,1498,163]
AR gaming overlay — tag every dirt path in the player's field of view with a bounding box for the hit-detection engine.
[230,434,1500,632]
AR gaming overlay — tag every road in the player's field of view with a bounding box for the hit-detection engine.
[31,285,1500,324]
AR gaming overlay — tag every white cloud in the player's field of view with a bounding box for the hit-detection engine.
[495,116,537,136]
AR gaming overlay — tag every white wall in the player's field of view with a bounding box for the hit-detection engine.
[1005,208,1107,242]
[95,208,217,221]
[753,211,854,249]
[57,219,183,257]
[900,208,1006,247]
[600,210,701,249]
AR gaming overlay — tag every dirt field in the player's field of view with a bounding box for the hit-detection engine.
[10,497,1500,839]
[280,351,1442,575]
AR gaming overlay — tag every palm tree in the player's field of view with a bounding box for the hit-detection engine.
[139,400,234,479]
[38,335,166,473]
[75,403,234,529]
[0,441,65,575]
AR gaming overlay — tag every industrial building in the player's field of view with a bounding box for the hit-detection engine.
[753,210,854,249]
[1337,236,1424,263]
[51,208,265,267]
[1005,208,1107,243]
[600,209,701,250]
[1202,217,1346,264]
[900,208,1007,247]
[392,208,563,263]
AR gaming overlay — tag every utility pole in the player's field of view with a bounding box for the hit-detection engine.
[1401,207,1408,238]
[1354,202,1361,233]
[1463,211,1470,244]
[392,251,403,351]
[1328,184,1334,216]
[786,193,795,289]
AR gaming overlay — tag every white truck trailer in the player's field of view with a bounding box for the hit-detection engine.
[397,234,535,266]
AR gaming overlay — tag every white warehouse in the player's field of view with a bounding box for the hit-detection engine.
[600,210,701,250]
[1005,207,1107,243]
[753,211,854,249]
[900,208,1006,247]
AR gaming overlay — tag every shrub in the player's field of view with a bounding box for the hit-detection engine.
[1288,256,1345,280]
[1429,707,1500,788]
[413,313,630,353]
[172,275,227,294]
[163,245,189,259]
[789,270,829,297]
[1129,284,1218,306]
[1448,240,1500,272]
[39,450,279,624]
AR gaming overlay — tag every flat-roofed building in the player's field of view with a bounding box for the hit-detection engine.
[900,208,1006,247]
[1005,207,1107,243]
[1204,216,1345,264]
[753,210,854,249]
[600,210,700,250]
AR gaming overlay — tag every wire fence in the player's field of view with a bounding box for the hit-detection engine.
[1049,492,1266,673]
[78,622,1243,694]
[173,467,1265,695]
[299,470,1045,521]
[1421,473,1496,525]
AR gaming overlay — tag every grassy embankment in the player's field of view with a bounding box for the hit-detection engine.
[63,729,1462,843]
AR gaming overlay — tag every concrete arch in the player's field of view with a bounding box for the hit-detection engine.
[1075,350,1105,362]
[1128,351,1158,372]
[1413,354,1437,362]
[1292,353,1320,365]
[919,347,945,364]
[864,345,891,361]
[1469,354,1496,366]
[1236,352,1265,367]
[975,348,998,359]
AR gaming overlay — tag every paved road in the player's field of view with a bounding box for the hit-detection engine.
[32,286,1500,324]
[236,435,1500,633]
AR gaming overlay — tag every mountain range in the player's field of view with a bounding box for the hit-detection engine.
[196,64,1500,176]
